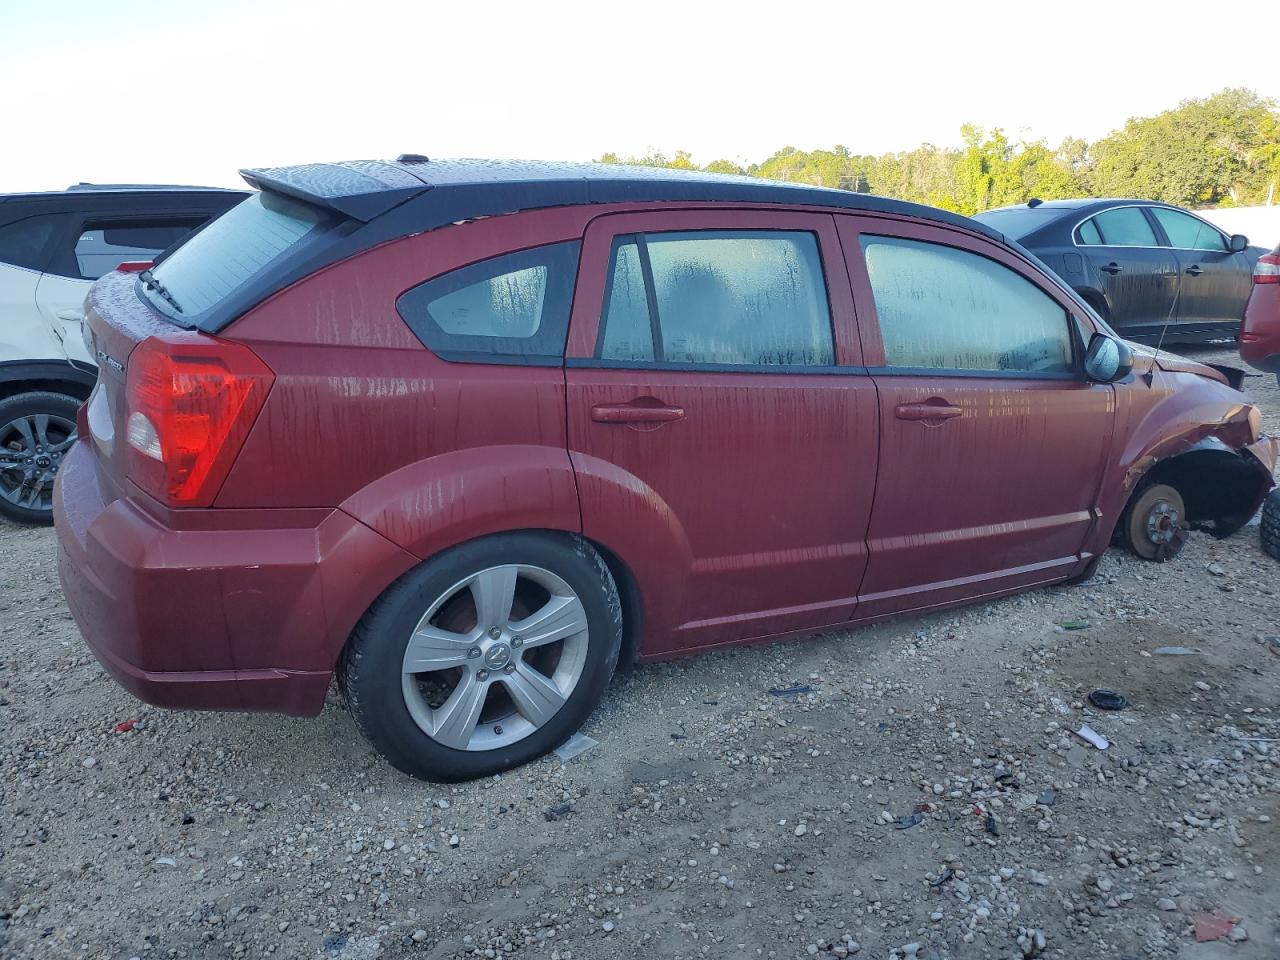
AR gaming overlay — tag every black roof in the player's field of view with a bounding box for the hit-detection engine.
[240,157,1006,243]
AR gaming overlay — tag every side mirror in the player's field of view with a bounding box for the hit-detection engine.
[1229,234,1249,253]
[1084,333,1133,383]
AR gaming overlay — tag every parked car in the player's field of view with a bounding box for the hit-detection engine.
[0,183,247,523]
[974,199,1265,343]
[1240,242,1280,384]
[53,160,1277,781]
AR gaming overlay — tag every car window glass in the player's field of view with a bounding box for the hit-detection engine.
[599,230,834,367]
[1148,208,1227,252]
[1076,218,1103,245]
[397,241,580,363]
[74,219,205,280]
[861,235,1073,374]
[0,214,61,272]
[1092,207,1158,247]
[599,237,655,361]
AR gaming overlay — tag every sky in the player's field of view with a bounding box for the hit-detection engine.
[1,0,1277,192]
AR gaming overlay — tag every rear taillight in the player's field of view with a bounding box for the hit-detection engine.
[1255,252,1280,284]
[125,334,274,507]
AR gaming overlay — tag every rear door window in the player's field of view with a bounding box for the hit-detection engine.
[861,235,1074,374]
[144,192,323,321]
[396,241,580,363]
[1148,207,1228,252]
[598,230,834,367]
[1076,218,1103,245]
[1090,207,1159,247]
[74,219,205,279]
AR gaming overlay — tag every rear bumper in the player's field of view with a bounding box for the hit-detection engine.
[1240,286,1280,373]
[53,441,416,716]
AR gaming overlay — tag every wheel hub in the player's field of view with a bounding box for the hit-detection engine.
[1146,501,1180,544]
[482,642,512,670]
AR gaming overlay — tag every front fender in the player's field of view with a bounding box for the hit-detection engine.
[340,444,581,560]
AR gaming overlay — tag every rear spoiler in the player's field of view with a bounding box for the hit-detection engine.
[239,160,431,222]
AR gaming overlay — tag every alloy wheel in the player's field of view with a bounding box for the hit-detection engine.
[400,564,589,751]
[0,413,76,512]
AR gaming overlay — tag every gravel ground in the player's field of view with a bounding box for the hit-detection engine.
[2,347,1278,960]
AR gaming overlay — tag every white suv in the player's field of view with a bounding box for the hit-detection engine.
[0,184,246,522]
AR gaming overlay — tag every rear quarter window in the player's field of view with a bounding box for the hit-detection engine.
[396,242,581,364]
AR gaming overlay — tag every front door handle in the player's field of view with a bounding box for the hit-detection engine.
[1185,264,1204,276]
[591,402,686,424]
[895,401,962,422]
[1100,262,1122,275]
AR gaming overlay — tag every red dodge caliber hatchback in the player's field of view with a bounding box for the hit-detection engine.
[54,159,1277,781]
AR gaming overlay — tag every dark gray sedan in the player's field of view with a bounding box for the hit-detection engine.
[975,199,1264,344]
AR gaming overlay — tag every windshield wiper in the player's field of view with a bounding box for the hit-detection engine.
[139,268,184,314]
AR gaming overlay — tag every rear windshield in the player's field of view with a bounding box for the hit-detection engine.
[972,207,1061,241]
[142,191,326,321]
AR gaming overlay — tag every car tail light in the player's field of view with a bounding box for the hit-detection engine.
[125,333,274,507]
[1255,253,1280,284]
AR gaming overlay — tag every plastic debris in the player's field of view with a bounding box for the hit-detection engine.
[929,867,955,887]
[1191,911,1239,942]
[554,732,597,762]
[1058,620,1090,630]
[542,802,573,822]
[115,719,137,733]
[984,812,1000,836]
[768,684,812,697]
[893,812,924,830]
[1152,646,1198,656]
[1075,724,1110,750]
[1087,689,1128,711]
[154,856,177,867]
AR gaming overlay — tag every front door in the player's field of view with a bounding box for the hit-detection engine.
[564,209,878,655]
[837,216,1116,617]
[1147,206,1253,333]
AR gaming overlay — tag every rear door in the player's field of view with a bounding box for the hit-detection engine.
[1075,206,1179,337]
[35,213,209,364]
[1148,206,1252,332]
[0,212,68,362]
[838,215,1115,617]
[564,209,878,655]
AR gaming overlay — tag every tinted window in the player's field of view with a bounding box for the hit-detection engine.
[74,220,203,280]
[0,214,61,272]
[146,192,322,320]
[1092,207,1158,247]
[971,207,1059,240]
[397,241,580,363]
[1149,207,1227,251]
[599,230,834,367]
[861,236,1073,374]
[1076,218,1103,245]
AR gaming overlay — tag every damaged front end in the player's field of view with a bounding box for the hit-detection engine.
[1130,430,1277,538]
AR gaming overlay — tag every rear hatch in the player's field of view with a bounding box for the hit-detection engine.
[81,190,328,509]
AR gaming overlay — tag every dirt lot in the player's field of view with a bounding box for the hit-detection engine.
[2,347,1278,960]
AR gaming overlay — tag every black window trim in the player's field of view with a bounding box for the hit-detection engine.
[859,232,1085,380]
[590,227,839,372]
[395,239,581,367]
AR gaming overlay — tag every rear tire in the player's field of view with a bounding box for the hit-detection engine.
[1262,490,1280,561]
[339,532,622,782]
[0,391,81,525]
[1120,483,1187,562]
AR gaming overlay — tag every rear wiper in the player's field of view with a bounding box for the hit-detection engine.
[139,268,184,314]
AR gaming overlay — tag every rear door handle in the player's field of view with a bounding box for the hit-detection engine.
[591,402,685,424]
[1100,262,1122,275]
[1185,265,1204,276]
[895,402,962,422]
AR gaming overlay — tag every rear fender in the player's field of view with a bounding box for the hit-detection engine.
[340,444,581,561]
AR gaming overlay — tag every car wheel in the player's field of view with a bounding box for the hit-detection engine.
[1262,490,1280,562]
[0,391,80,525]
[339,532,623,781]
[1121,483,1187,562]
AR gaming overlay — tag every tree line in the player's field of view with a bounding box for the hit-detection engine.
[598,89,1280,216]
